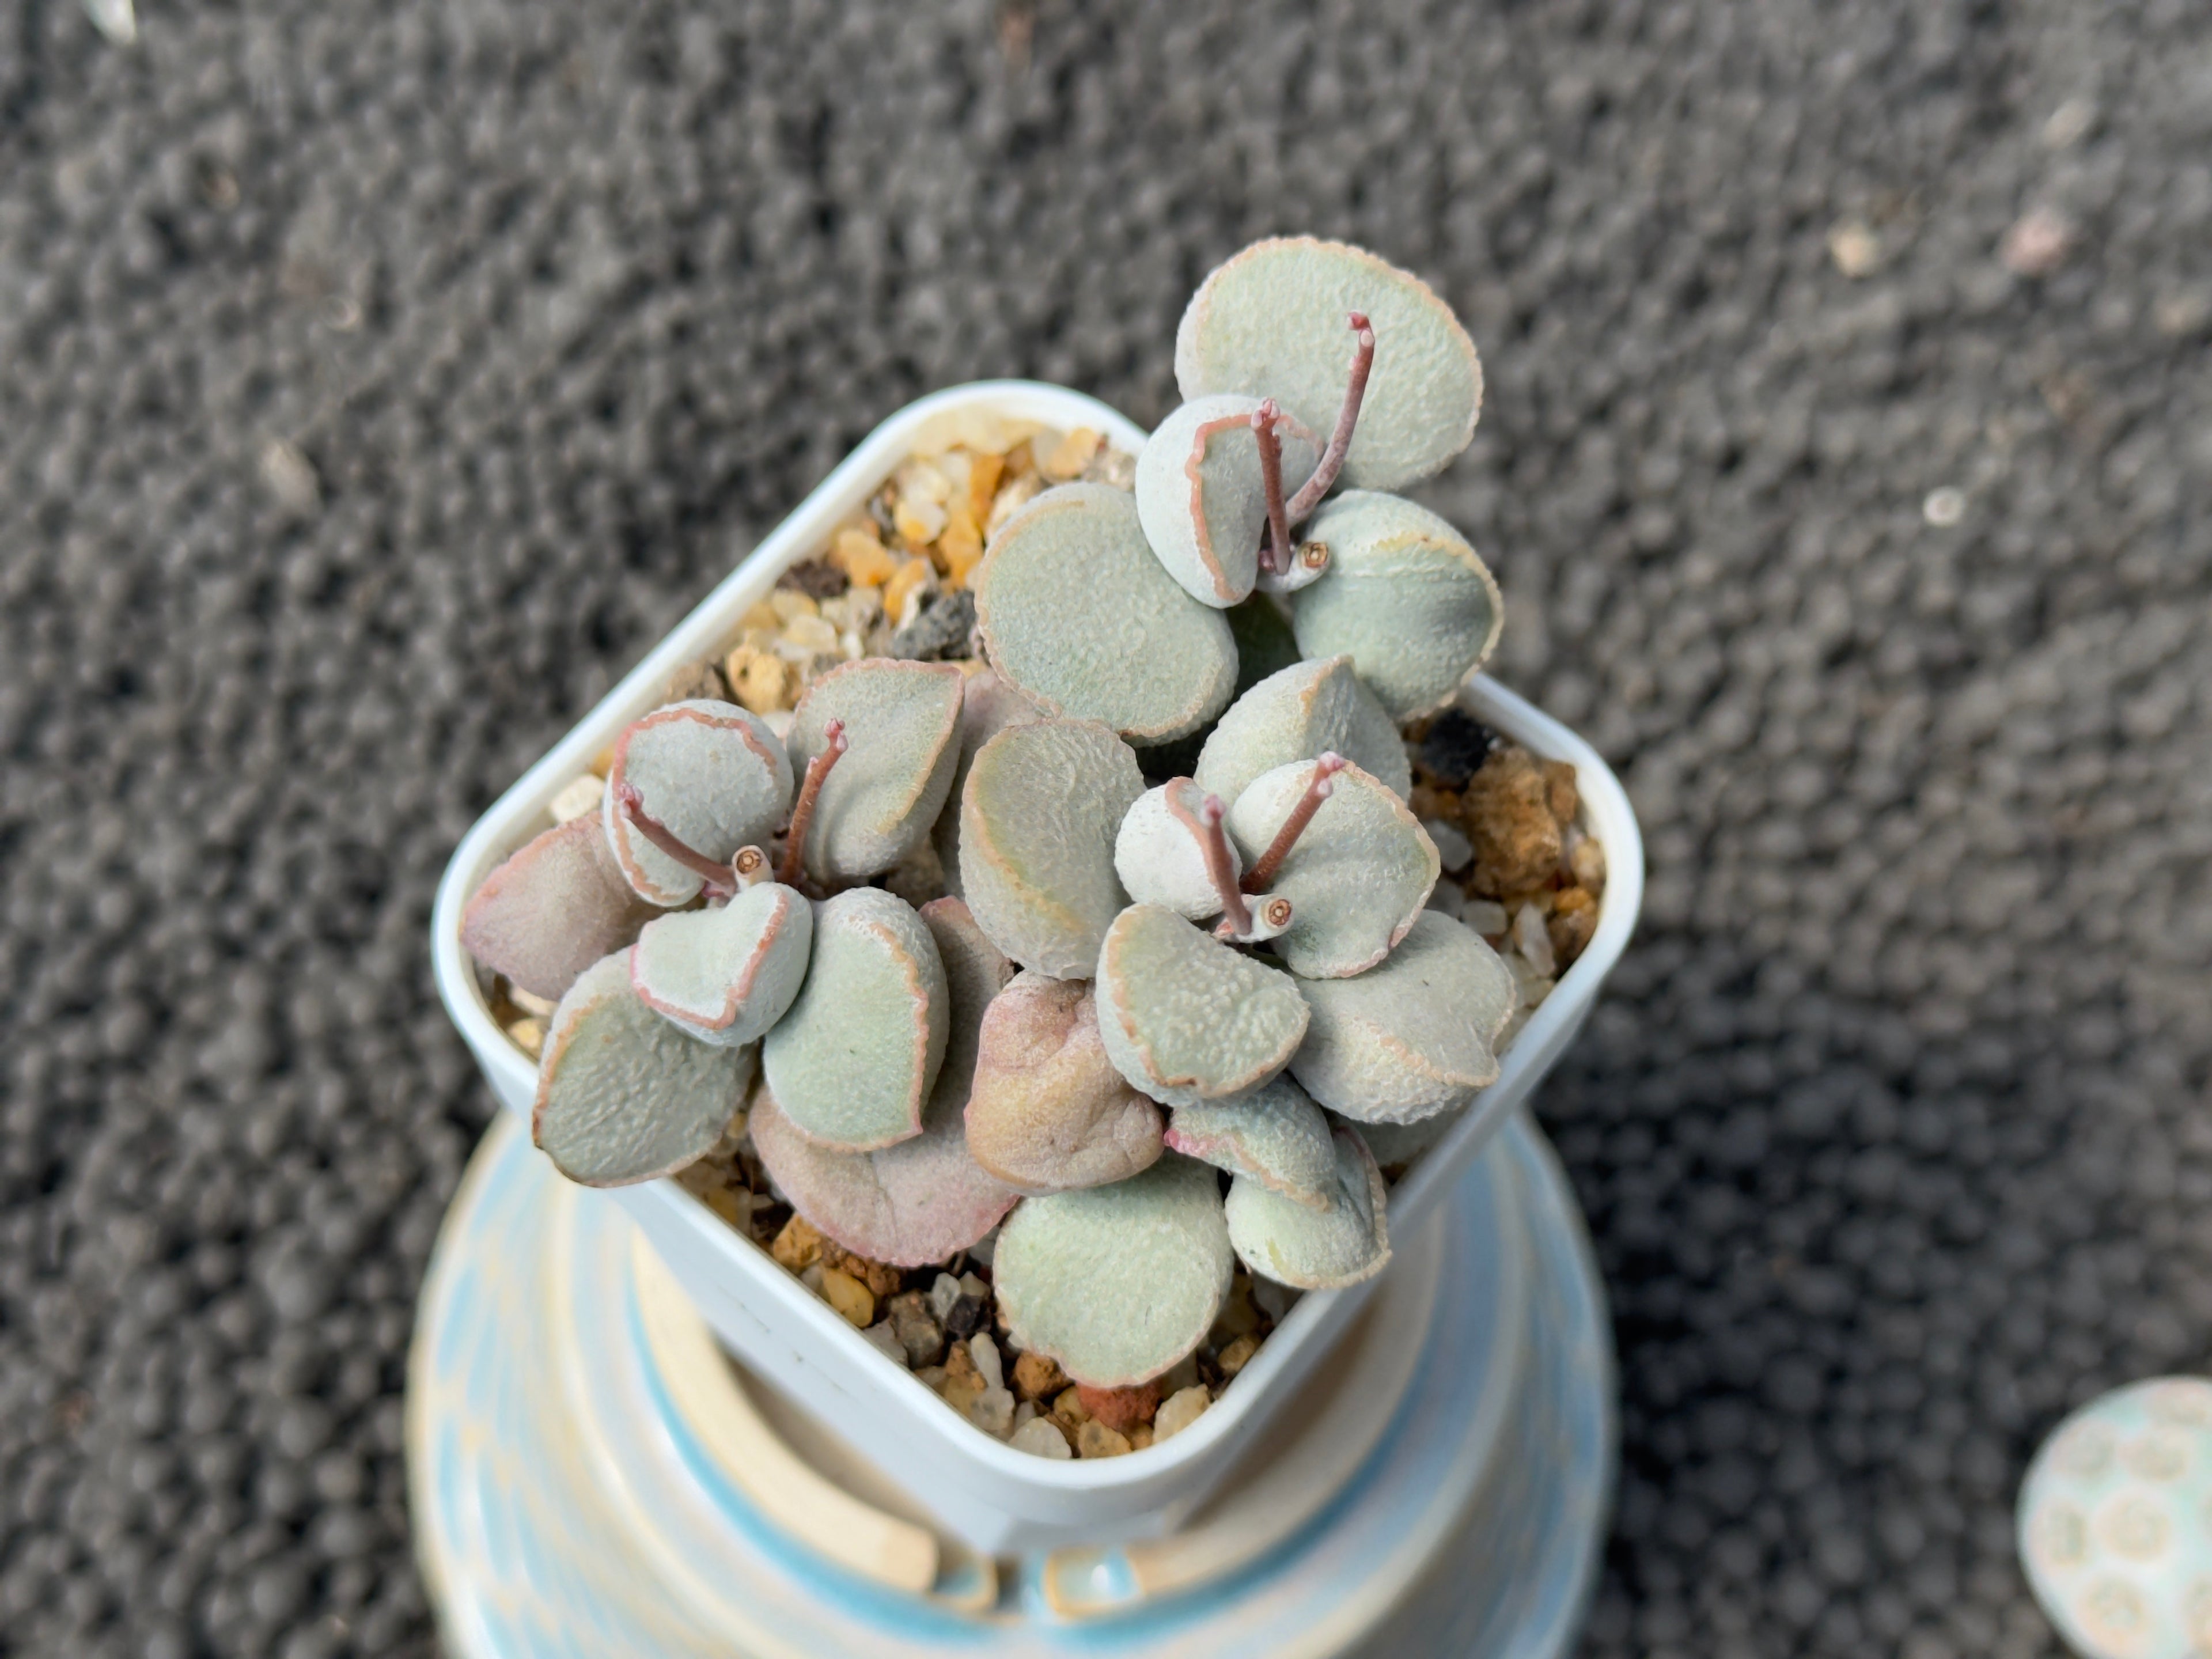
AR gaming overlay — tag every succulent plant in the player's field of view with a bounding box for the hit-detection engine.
[785,658,964,882]
[1163,1074,1336,1211]
[603,700,793,905]
[1287,492,1502,721]
[991,1153,1234,1388]
[1175,236,1481,494]
[532,954,753,1187]
[1224,756,1437,978]
[1289,909,1517,1123]
[964,971,1162,1195]
[1193,654,1410,805]
[760,886,948,1151]
[1223,1124,1391,1291]
[460,233,1583,1431]
[972,483,1237,744]
[959,717,1144,977]
[1095,904,1310,1109]
[628,852,810,1046]
[745,900,1017,1266]
[461,815,661,1002]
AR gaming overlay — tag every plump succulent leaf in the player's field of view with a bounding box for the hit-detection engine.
[959,718,1145,977]
[992,1154,1234,1387]
[930,669,1044,900]
[1289,492,1502,721]
[1289,910,1516,1123]
[965,971,1164,1195]
[787,659,965,882]
[1096,904,1310,1108]
[1226,757,1437,978]
[760,888,948,1151]
[1113,779,1237,921]
[461,815,660,1002]
[1134,395,1319,608]
[1175,237,1482,494]
[532,953,751,1187]
[604,700,793,905]
[744,898,1017,1266]
[1194,654,1411,806]
[1165,1074,1336,1211]
[974,483,1237,744]
[1224,1125,1391,1290]
[628,881,812,1047]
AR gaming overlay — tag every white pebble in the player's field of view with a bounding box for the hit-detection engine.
[1422,817,1474,873]
[1426,884,1465,922]
[1513,903,1558,978]
[1153,1387,1213,1444]
[548,772,605,824]
[968,1332,1003,1393]
[1252,1278,1300,1323]
[1012,1399,1038,1431]
[929,1272,963,1323]
[861,1321,907,1367]
[762,710,796,743]
[1463,898,1509,938]
[1567,831,1605,889]
[507,986,558,1018]
[1011,1415,1072,1459]
[1922,486,1965,527]
[968,1385,1016,1438]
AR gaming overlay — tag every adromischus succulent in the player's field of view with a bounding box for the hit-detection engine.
[1223,1124,1392,1291]
[463,233,1578,1418]
[603,700,793,905]
[1175,236,1482,495]
[532,953,753,1187]
[991,1153,1235,1388]
[959,717,1144,978]
[1134,395,1320,608]
[972,482,1237,744]
[460,813,661,1002]
[745,899,1018,1266]
[964,971,1163,1195]
[760,885,949,1151]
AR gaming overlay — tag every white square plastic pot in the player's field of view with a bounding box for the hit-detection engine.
[431,381,1645,1555]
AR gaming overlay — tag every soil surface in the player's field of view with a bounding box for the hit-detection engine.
[2,3,2208,1656]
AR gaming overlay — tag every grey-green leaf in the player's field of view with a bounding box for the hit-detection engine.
[628,881,812,1047]
[760,887,948,1151]
[1350,1104,1466,1175]
[959,718,1145,976]
[1113,779,1235,921]
[992,1154,1234,1387]
[974,483,1237,744]
[1194,653,1411,806]
[965,971,1163,1195]
[532,953,751,1187]
[1289,910,1516,1124]
[744,897,1018,1267]
[1165,1074,1336,1211]
[1134,395,1319,608]
[1226,757,1437,979]
[1224,1126,1391,1290]
[930,669,1044,900]
[1289,492,1502,721]
[1175,237,1482,494]
[788,659,965,882]
[604,700,793,905]
[1095,904,1309,1108]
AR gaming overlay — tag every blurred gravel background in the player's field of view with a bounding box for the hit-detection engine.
[2,1,2208,1654]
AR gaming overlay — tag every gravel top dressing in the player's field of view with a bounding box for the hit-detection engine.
[2,2,2206,1656]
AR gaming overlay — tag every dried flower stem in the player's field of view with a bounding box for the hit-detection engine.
[618,782,738,897]
[1241,752,1347,893]
[1251,399,1293,577]
[778,718,849,887]
[1166,783,1254,938]
[1283,312,1374,523]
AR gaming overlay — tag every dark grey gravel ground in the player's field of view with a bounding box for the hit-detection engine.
[2,1,2208,1654]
